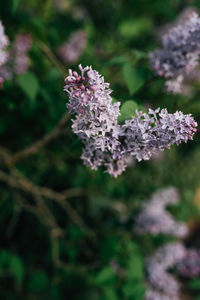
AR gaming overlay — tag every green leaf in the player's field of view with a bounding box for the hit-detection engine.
[127,255,144,280]
[125,240,140,254]
[112,97,119,104]
[50,286,61,299]
[29,18,46,40]
[132,50,148,62]
[17,72,40,103]
[67,225,84,240]
[101,287,118,300]
[105,55,129,66]
[122,281,146,299]
[118,100,139,124]
[9,255,24,285]
[0,251,24,285]
[28,271,48,292]
[95,267,116,286]
[119,18,152,40]
[188,278,200,291]
[100,237,119,262]
[12,0,21,13]
[122,64,146,95]
[0,250,9,269]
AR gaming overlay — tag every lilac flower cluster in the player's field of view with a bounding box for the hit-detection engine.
[0,33,32,86]
[150,149,165,162]
[57,30,87,65]
[150,12,200,94]
[64,65,197,177]
[145,289,179,300]
[177,248,200,278]
[145,245,200,300]
[156,7,198,43]
[0,21,9,67]
[134,187,188,237]
[0,20,9,86]
[145,242,186,299]
[12,34,32,74]
[134,187,200,299]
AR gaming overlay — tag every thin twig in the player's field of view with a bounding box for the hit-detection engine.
[14,191,64,266]
[36,39,67,78]
[0,168,95,239]
[5,113,69,166]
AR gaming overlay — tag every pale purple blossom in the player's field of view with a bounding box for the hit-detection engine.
[64,64,123,176]
[64,65,197,177]
[177,248,200,278]
[58,30,87,64]
[0,64,12,81]
[145,244,200,299]
[118,108,197,162]
[134,188,188,237]
[156,7,198,41]
[145,289,179,300]
[165,75,184,94]
[150,149,164,162]
[150,12,200,94]
[146,242,186,297]
[12,34,32,74]
[0,20,9,68]
[0,33,32,86]
[138,187,200,299]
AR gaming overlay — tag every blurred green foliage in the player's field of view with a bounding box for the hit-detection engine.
[0,0,200,299]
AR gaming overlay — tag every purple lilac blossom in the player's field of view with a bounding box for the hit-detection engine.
[134,188,188,237]
[12,34,32,74]
[57,30,87,64]
[118,108,197,161]
[0,64,12,82]
[150,12,200,94]
[177,248,200,278]
[150,148,165,162]
[0,20,9,67]
[64,64,123,177]
[165,75,184,94]
[179,67,200,96]
[64,65,197,177]
[156,8,200,96]
[0,20,9,85]
[0,33,32,85]
[145,289,179,300]
[156,7,198,42]
[146,242,186,297]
